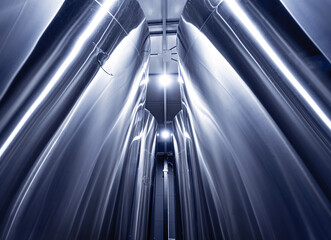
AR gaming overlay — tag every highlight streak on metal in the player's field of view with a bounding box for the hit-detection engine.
[222,0,331,130]
[174,0,331,239]
[0,0,157,239]
[0,0,124,158]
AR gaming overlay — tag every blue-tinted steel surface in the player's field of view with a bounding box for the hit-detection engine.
[280,0,331,62]
[174,0,331,239]
[0,0,157,239]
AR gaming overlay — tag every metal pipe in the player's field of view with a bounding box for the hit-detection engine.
[163,158,169,240]
[162,1,169,239]
[162,0,168,153]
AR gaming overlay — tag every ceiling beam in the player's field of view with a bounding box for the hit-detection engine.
[150,30,177,36]
[146,101,181,105]
[147,19,179,26]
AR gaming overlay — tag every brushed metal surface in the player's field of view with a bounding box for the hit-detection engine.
[280,0,331,62]
[0,0,157,239]
[0,0,65,100]
[174,0,331,239]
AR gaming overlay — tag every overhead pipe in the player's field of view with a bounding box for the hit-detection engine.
[161,0,169,238]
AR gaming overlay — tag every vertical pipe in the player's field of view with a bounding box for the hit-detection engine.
[163,88,167,153]
[162,0,167,153]
[162,1,169,239]
[163,159,169,240]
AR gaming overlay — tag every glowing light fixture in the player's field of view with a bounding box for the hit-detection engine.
[159,74,172,87]
[161,129,170,139]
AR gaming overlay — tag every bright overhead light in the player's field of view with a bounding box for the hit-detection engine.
[161,129,170,139]
[159,74,172,87]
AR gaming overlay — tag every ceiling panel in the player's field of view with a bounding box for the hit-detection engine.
[167,103,182,120]
[145,103,163,123]
[167,0,186,19]
[138,0,162,20]
[146,75,164,102]
[149,56,163,74]
[145,102,181,123]
[138,0,186,124]
[146,75,180,101]
[150,35,162,54]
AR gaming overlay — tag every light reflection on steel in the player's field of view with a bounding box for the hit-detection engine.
[174,0,331,239]
[0,0,157,239]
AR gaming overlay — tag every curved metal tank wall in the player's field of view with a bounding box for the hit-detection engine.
[174,0,331,239]
[0,0,157,239]
[0,0,65,100]
[279,0,331,62]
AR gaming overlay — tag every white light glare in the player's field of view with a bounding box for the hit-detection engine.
[161,129,170,139]
[223,0,331,130]
[159,74,172,87]
[0,1,118,157]
[184,131,191,139]
[178,75,184,84]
